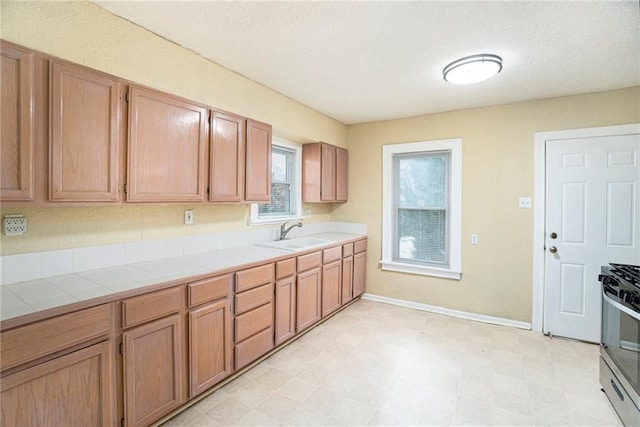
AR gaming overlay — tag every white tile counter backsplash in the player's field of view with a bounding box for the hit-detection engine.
[1,222,366,286]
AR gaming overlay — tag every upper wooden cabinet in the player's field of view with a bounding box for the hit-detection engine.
[245,119,272,202]
[335,147,348,202]
[127,85,207,202]
[302,142,348,203]
[49,61,120,202]
[210,114,271,203]
[209,111,245,202]
[1,41,34,201]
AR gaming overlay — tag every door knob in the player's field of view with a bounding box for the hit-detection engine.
[549,246,558,254]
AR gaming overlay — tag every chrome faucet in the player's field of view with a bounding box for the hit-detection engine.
[279,221,303,240]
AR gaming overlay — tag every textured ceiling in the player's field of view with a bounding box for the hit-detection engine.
[94,1,639,125]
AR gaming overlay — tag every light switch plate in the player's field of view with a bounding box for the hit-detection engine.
[471,234,479,245]
[518,197,532,208]
[184,210,194,225]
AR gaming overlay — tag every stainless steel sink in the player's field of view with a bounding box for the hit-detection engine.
[256,237,332,252]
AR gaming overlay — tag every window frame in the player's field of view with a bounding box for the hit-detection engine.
[381,138,462,280]
[249,138,303,225]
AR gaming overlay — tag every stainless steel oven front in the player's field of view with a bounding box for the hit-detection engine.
[599,264,640,426]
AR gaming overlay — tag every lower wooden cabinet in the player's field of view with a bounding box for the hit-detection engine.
[321,260,342,317]
[297,267,321,332]
[353,251,367,297]
[188,299,232,398]
[123,314,184,427]
[1,340,115,426]
[342,255,354,304]
[275,275,296,345]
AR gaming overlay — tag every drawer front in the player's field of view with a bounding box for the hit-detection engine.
[1,304,113,371]
[342,242,354,257]
[122,287,182,329]
[354,239,367,254]
[236,264,274,292]
[235,327,274,370]
[235,283,273,315]
[297,251,322,272]
[188,274,232,308]
[323,246,342,264]
[235,302,273,343]
[276,258,296,280]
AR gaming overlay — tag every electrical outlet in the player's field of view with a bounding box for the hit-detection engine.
[470,234,479,245]
[305,209,312,218]
[184,210,194,225]
[3,215,27,236]
[518,197,532,208]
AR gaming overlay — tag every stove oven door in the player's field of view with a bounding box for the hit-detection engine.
[602,287,640,411]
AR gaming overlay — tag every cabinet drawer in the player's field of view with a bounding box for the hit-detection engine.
[354,239,367,254]
[297,251,322,272]
[343,242,354,257]
[1,304,113,371]
[236,264,274,292]
[276,258,296,280]
[323,246,342,264]
[235,302,273,343]
[188,274,232,308]
[122,287,182,329]
[235,283,273,315]
[235,327,273,370]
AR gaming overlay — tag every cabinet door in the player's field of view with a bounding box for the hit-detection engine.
[209,111,245,202]
[296,267,321,332]
[123,314,183,427]
[49,61,120,201]
[245,119,271,202]
[335,147,348,202]
[353,251,367,297]
[128,86,207,202]
[1,42,34,201]
[189,299,232,398]
[322,260,342,317]
[320,143,336,201]
[275,275,296,345]
[1,341,115,426]
[341,255,353,304]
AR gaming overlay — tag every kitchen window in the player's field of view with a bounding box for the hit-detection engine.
[381,139,462,279]
[250,139,302,224]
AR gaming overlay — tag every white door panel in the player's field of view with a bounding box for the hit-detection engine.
[544,133,639,342]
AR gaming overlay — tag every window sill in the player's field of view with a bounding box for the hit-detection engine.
[380,260,461,280]
[248,215,305,226]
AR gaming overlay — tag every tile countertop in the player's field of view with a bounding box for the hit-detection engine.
[0,232,366,328]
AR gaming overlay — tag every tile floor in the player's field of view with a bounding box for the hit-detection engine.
[162,299,622,426]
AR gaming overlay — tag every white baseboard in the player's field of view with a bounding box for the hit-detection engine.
[361,293,532,330]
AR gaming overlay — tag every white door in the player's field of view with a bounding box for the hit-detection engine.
[543,133,640,342]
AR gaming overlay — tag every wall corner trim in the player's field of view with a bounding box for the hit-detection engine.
[361,293,532,330]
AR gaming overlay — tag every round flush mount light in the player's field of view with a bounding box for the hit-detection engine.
[443,54,502,85]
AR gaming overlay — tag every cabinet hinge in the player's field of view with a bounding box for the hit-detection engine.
[121,417,125,427]
[125,91,130,103]
[119,342,123,355]
[123,183,127,195]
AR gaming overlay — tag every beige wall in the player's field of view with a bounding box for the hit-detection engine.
[333,87,640,323]
[0,1,342,255]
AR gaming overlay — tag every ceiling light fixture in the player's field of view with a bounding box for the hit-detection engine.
[443,54,502,85]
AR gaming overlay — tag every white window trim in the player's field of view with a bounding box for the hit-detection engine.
[249,138,303,225]
[381,138,462,280]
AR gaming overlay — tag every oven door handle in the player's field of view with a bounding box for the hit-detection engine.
[603,289,640,321]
